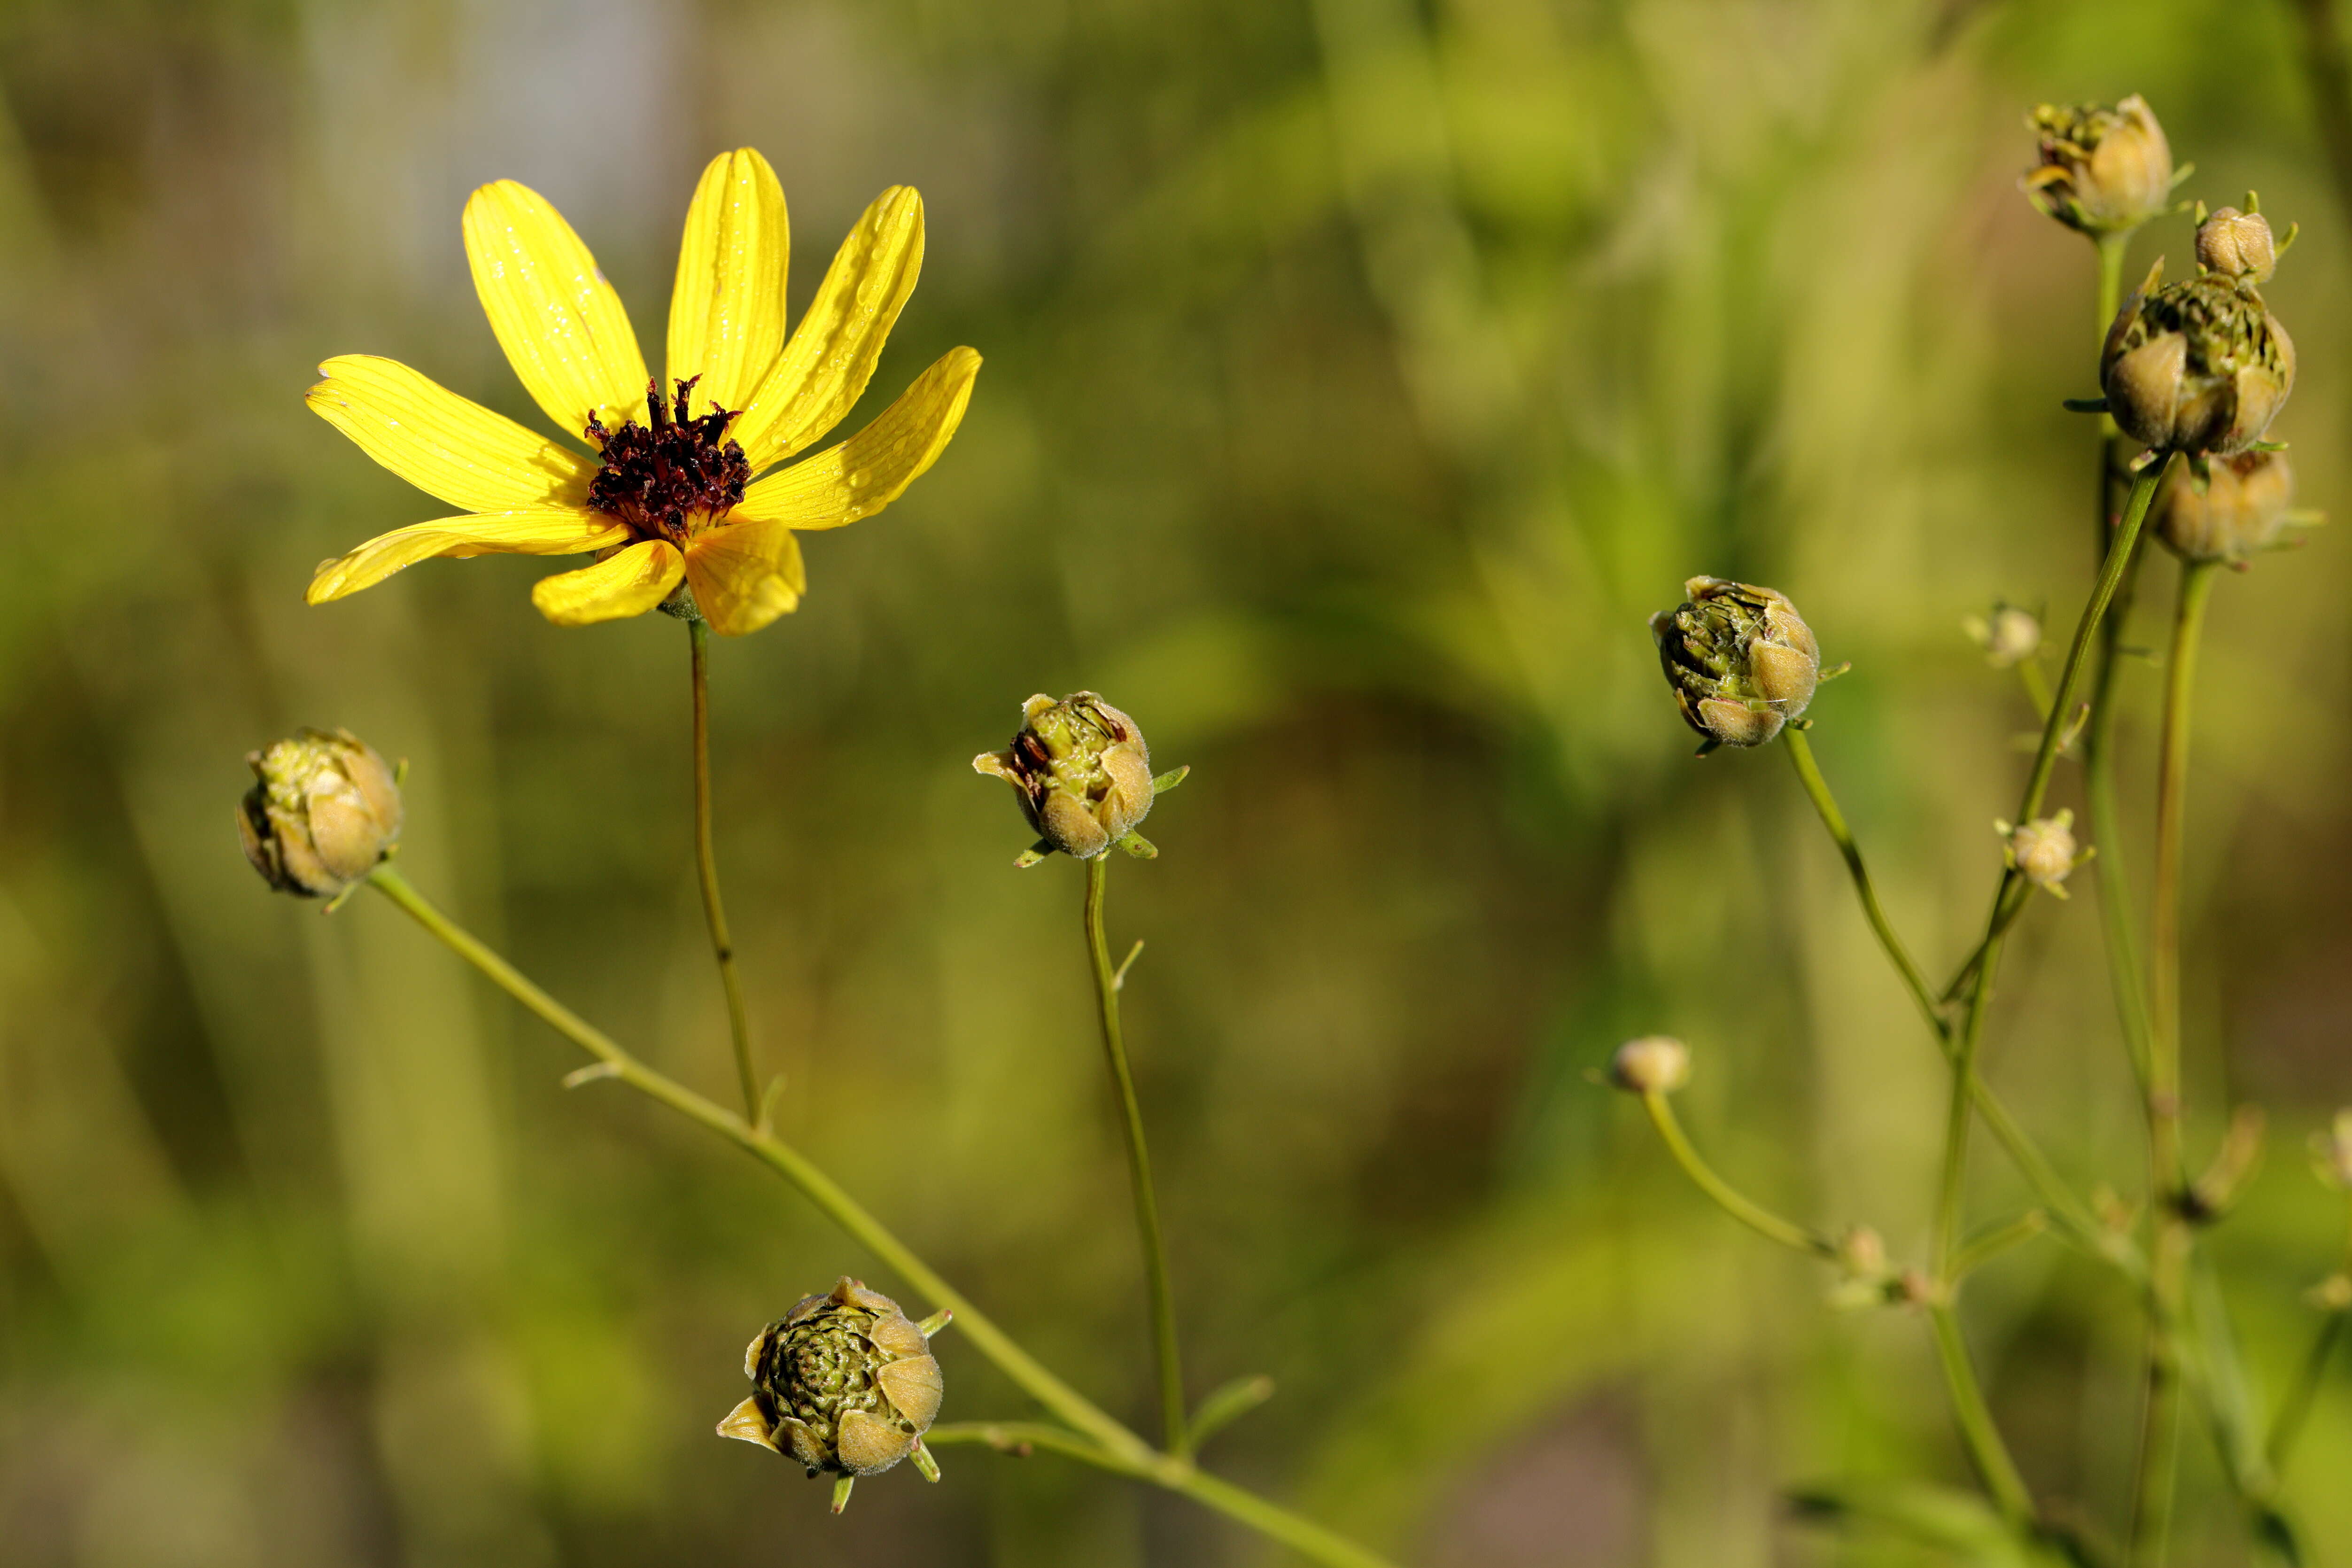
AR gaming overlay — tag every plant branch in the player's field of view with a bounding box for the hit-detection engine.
[1082,854,1188,1454]
[1639,1090,1836,1258]
[688,618,760,1119]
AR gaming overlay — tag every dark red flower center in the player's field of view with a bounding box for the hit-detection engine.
[585,377,751,542]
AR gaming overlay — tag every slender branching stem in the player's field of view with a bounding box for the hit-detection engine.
[1782,730,2118,1265]
[2132,557,2218,1568]
[1639,1090,1835,1258]
[1780,729,1942,1036]
[1081,855,1188,1454]
[1929,1301,2038,1526]
[2267,1206,2352,1478]
[362,865,1394,1568]
[688,618,760,1119]
[1939,458,2173,1279]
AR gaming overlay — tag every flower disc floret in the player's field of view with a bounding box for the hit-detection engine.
[1650,577,1821,751]
[584,376,751,542]
[718,1278,944,1483]
[2102,263,2294,457]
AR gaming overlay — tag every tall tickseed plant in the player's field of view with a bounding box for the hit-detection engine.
[1624,100,2346,1566]
[245,148,1391,1566]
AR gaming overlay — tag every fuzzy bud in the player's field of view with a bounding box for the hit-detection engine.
[2102,261,2295,457]
[2197,207,2278,284]
[719,1278,945,1491]
[1964,603,2042,668]
[1651,577,1821,750]
[238,728,403,898]
[2153,450,2294,565]
[1999,810,2079,896]
[973,692,1156,860]
[1610,1035,1690,1095]
[2024,96,2174,236]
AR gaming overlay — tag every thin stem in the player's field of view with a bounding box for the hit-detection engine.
[1939,459,2173,1275]
[1082,855,1188,1454]
[1781,728,1943,1037]
[363,866,1399,1568]
[1929,1301,2038,1526]
[2132,558,2218,1568]
[1639,1091,1836,1258]
[688,619,759,1119]
[2265,1313,2345,1480]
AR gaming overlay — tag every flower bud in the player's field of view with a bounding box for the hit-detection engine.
[2153,450,2293,564]
[973,692,1156,860]
[1998,810,2079,896]
[2197,207,2277,284]
[1964,603,2041,668]
[718,1278,946,1498]
[237,727,403,898]
[2316,1110,2352,1191]
[1609,1035,1690,1095]
[2102,261,2295,456]
[1650,577,1821,750]
[2024,96,2174,236]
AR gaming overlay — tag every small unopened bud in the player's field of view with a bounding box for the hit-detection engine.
[1610,1035,1690,1095]
[718,1278,946,1505]
[2153,450,2294,565]
[1650,578,1821,751]
[1998,810,2080,896]
[2024,96,2174,236]
[2102,260,2295,457]
[2197,207,2278,283]
[974,692,1157,861]
[2315,1110,2352,1190]
[238,727,402,898]
[1964,603,2042,668]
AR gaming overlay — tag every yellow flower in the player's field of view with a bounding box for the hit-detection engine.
[305,149,981,635]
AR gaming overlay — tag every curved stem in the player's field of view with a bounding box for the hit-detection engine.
[1639,1091,1836,1258]
[688,618,760,1119]
[1939,458,2172,1275]
[2132,558,2218,1568]
[1083,855,1188,1454]
[1781,729,1942,1036]
[364,865,1396,1568]
[1929,1302,2037,1527]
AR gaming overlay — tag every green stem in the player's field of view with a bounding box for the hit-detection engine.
[2086,230,2156,1095]
[2133,559,2218,1568]
[1082,855,1188,1454]
[688,618,759,1119]
[1781,728,1943,1036]
[1939,458,2173,1275]
[1929,1301,2038,1527]
[2267,1295,2349,1479]
[1639,1091,1835,1258]
[362,866,1398,1568]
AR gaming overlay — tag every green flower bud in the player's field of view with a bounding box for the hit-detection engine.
[2196,206,2278,284]
[1963,603,2042,668]
[718,1278,946,1502]
[2024,96,2174,236]
[2154,450,2294,564]
[237,727,403,898]
[973,692,1156,860]
[1609,1035,1690,1094]
[1650,577,1821,751]
[2102,261,2295,457]
[1997,809,2080,897]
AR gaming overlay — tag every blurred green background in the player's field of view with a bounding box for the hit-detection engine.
[5,0,2352,1562]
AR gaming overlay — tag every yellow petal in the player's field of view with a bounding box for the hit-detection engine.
[529,538,683,626]
[731,347,980,531]
[667,149,789,415]
[732,186,925,470]
[464,179,651,440]
[685,518,806,637]
[307,355,597,513]
[308,509,628,603]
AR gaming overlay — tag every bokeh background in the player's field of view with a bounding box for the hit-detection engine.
[6,0,2352,1563]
